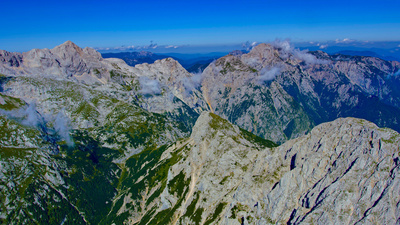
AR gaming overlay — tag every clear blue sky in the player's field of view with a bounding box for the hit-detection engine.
[1,0,400,52]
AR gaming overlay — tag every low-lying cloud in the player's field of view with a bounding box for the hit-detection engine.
[242,41,259,51]
[0,103,74,147]
[335,38,355,44]
[54,110,73,147]
[182,71,204,96]
[138,77,162,95]
[0,103,43,128]
[272,39,330,65]
[257,66,281,83]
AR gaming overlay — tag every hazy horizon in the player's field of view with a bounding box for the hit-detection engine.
[1,0,399,53]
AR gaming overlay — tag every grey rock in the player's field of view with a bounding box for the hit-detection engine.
[122,112,400,225]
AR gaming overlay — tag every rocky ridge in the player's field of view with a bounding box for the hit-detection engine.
[2,41,400,143]
[1,41,400,224]
[103,112,400,224]
[199,42,400,143]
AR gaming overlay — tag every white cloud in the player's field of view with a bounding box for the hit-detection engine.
[138,77,162,95]
[335,38,355,44]
[242,41,259,51]
[319,44,328,49]
[0,103,43,128]
[294,50,329,65]
[165,45,179,49]
[54,110,73,147]
[0,103,74,147]
[182,72,204,96]
[272,39,329,65]
[257,66,281,83]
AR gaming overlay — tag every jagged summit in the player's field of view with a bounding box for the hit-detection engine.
[199,41,400,143]
[51,40,102,60]
[0,41,129,83]
[54,40,80,49]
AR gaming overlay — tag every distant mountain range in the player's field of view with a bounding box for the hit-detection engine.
[102,51,228,73]
[332,50,400,61]
[1,41,400,224]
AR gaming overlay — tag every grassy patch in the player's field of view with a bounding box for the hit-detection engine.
[230,203,250,219]
[168,170,191,196]
[239,127,278,148]
[204,202,227,225]
[0,93,25,110]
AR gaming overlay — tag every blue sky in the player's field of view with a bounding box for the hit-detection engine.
[1,0,400,52]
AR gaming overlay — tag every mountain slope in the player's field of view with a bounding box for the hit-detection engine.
[198,42,400,143]
[101,112,400,224]
[1,41,400,224]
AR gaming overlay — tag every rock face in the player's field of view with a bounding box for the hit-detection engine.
[100,112,400,224]
[1,41,400,224]
[198,42,400,143]
[2,41,400,143]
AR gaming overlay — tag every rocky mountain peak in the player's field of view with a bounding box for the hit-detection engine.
[155,57,184,70]
[51,40,85,58]
[49,41,102,61]
[248,43,276,56]
[190,111,222,141]
[135,57,191,83]
[0,50,23,67]
[55,40,80,49]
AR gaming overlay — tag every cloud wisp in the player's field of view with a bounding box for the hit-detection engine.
[182,71,204,96]
[257,66,281,83]
[0,103,74,147]
[242,41,259,51]
[138,77,162,95]
[272,39,330,65]
[53,110,73,147]
[0,103,43,128]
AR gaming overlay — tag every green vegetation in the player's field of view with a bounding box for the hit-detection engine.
[204,202,227,225]
[93,68,100,75]
[0,93,25,110]
[249,67,258,73]
[103,142,189,223]
[54,131,120,224]
[219,172,234,185]
[209,112,277,149]
[239,127,278,148]
[209,112,235,131]
[130,156,191,224]
[111,63,121,70]
[192,207,205,224]
[219,175,230,185]
[168,170,191,196]
[109,70,119,79]
[230,203,250,219]
[0,116,40,148]
[220,62,235,75]
[380,131,399,144]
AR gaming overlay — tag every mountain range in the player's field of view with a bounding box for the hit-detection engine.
[0,40,399,224]
[101,51,227,73]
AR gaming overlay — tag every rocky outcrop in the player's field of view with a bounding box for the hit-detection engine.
[106,112,400,224]
[0,40,137,85]
[198,42,400,143]
[0,42,204,132]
